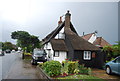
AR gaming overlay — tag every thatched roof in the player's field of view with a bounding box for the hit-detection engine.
[42,11,100,51]
[50,39,68,51]
[65,28,100,50]
[42,21,78,44]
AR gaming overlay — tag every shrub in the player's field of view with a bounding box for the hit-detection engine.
[62,60,79,74]
[88,68,92,75]
[23,52,32,60]
[42,60,62,77]
[62,61,92,75]
[68,61,77,74]
[61,61,69,75]
[24,52,32,56]
[79,64,91,75]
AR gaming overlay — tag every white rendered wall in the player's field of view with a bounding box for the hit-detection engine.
[88,34,97,43]
[44,42,54,61]
[44,43,67,63]
[55,27,65,39]
[53,51,67,63]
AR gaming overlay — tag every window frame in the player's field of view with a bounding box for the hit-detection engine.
[83,51,91,60]
[54,51,59,57]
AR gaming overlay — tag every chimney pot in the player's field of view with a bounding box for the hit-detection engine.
[58,16,62,25]
[67,10,70,13]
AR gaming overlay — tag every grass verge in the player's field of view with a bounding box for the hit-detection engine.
[57,74,106,81]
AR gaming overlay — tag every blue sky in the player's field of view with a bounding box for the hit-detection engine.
[0,0,119,45]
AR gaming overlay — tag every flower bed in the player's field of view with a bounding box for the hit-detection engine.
[38,60,92,79]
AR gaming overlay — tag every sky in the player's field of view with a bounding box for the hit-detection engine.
[0,0,119,45]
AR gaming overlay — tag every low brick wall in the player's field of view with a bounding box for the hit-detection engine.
[37,66,53,81]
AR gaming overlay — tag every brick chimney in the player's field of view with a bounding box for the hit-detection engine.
[65,10,71,29]
[58,16,62,25]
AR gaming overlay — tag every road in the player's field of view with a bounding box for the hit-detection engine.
[0,52,41,80]
[0,52,20,80]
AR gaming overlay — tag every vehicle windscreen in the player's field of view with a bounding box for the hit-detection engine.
[34,51,44,55]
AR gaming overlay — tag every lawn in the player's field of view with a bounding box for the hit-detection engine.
[57,74,106,81]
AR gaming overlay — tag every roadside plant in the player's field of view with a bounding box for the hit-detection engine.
[42,60,62,77]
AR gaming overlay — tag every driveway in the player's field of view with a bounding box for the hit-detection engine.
[92,68,120,80]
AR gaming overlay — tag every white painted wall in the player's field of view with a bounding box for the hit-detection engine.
[44,42,67,63]
[55,27,65,39]
[88,34,97,43]
[53,51,67,63]
[44,42,54,61]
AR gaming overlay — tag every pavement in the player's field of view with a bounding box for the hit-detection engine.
[5,58,41,79]
[92,68,120,80]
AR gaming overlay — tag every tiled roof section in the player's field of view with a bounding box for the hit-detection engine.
[93,37,112,47]
[50,39,68,51]
[65,29,100,50]
[82,33,93,40]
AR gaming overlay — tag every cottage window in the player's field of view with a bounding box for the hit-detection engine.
[83,51,91,60]
[54,51,59,57]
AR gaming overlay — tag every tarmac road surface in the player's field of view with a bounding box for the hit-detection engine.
[5,55,41,79]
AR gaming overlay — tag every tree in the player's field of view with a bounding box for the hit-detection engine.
[11,31,41,52]
[2,42,17,51]
[103,41,120,62]
[0,42,3,49]
[11,31,31,48]
[112,41,120,57]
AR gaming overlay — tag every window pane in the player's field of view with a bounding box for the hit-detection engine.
[54,51,59,57]
[84,51,91,60]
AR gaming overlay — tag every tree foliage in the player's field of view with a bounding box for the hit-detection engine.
[11,31,41,52]
[103,41,120,61]
[0,42,17,51]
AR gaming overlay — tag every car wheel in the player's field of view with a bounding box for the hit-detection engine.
[106,66,112,75]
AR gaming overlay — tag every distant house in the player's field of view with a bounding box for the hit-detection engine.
[42,11,105,68]
[82,32,111,48]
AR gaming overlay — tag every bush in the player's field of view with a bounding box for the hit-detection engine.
[68,61,77,74]
[62,61,92,75]
[24,52,32,56]
[79,64,91,75]
[61,61,69,75]
[62,60,79,74]
[42,60,62,77]
[23,52,32,60]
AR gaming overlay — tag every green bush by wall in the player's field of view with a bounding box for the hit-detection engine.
[42,60,62,77]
